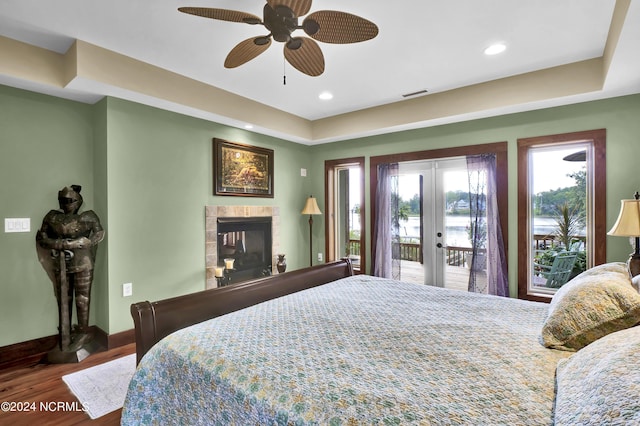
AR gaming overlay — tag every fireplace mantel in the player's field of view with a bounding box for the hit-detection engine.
[205,206,280,289]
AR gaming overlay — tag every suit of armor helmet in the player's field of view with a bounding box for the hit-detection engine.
[36,185,105,354]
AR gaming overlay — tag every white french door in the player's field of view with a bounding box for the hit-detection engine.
[400,157,471,288]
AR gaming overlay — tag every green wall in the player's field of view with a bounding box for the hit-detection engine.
[0,85,96,345]
[2,81,640,348]
[101,97,312,334]
[308,94,640,296]
[0,85,313,347]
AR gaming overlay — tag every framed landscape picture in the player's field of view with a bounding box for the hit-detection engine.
[213,138,274,197]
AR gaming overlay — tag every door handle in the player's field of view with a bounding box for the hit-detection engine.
[436,243,443,248]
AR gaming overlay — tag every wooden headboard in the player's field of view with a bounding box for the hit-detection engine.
[130,259,354,364]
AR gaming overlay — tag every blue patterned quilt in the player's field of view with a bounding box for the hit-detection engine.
[121,275,569,425]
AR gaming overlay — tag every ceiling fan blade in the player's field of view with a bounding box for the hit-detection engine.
[303,11,379,44]
[266,0,311,17]
[178,7,262,24]
[224,37,272,68]
[284,37,324,77]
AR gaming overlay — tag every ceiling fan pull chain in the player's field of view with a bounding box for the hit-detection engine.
[283,58,287,85]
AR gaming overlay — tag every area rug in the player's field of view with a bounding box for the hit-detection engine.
[62,353,136,419]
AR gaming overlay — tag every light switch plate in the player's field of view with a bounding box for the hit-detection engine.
[5,218,31,233]
[122,283,133,297]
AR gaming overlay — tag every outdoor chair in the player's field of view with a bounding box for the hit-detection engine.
[569,240,584,252]
[534,252,578,288]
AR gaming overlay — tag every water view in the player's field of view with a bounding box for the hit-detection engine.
[397,216,586,248]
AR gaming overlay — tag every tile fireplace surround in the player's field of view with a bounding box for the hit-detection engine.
[205,206,280,289]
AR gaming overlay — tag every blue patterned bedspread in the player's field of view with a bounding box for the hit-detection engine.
[121,275,569,425]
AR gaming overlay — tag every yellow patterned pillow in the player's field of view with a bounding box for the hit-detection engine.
[541,262,640,351]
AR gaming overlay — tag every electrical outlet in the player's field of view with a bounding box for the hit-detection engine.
[317,253,323,262]
[122,282,133,297]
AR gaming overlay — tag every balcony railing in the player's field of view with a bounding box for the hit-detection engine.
[533,234,585,250]
[347,240,472,266]
[348,234,585,268]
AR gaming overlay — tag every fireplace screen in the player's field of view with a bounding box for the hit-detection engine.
[217,217,272,281]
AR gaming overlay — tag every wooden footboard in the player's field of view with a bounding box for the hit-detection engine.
[131,259,354,364]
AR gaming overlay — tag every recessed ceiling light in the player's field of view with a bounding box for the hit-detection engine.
[319,91,333,100]
[484,43,506,56]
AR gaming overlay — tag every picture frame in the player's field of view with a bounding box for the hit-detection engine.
[213,138,274,197]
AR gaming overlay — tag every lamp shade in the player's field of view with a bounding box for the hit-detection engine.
[301,196,322,215]
[608,199,640,237]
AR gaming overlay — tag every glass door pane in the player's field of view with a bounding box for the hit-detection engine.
[333,166,362,271]
[396,172,423,284]
[438,159,482,291]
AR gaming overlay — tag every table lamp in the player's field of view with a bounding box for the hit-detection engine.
[608,191,640,277]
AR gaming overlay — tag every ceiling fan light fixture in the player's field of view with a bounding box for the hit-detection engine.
[243,17,262,25]
[254,36,271,46]
[484,43,506,56]
[287,38,303,50]
[264,4,297,43]
[303,19,320,36]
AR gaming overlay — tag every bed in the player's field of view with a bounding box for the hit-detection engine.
[122,260,640,425]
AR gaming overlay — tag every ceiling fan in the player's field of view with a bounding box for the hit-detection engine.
[178,0,379,77]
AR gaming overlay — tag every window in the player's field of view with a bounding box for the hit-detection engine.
[517,129,606,301]
[325,157,365,273]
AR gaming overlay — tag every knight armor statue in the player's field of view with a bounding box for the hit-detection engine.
[36,185,104,361]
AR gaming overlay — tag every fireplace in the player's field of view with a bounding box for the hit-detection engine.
[217,217,272,282]
[205,206,280,289]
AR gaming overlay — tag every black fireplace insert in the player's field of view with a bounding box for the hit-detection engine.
[217,216,272,282]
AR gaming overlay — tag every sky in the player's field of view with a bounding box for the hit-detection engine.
[395,147,585,201]
[398,170,468,200]
[349,146,586,207]
[531,147,585,194]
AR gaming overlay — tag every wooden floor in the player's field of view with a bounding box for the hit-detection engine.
[0,342,135,426]
[399,260,487,292]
